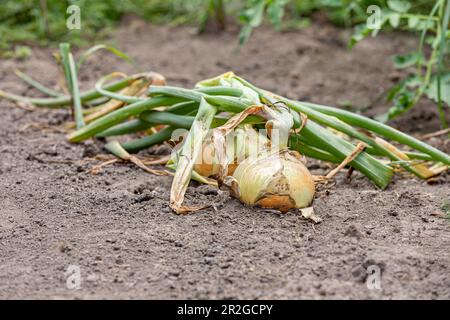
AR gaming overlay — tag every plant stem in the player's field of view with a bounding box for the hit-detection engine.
[14,69,63,97]
[96,119,152,137]
[298,101,450,166]
[436,0,450,129]
[417,1,441,77]
[122,126,175,153]
[67,52,85,128]
[298,121,393,189]
[0,75,139,108]
[170,98,217,213]
[67,96,184,142]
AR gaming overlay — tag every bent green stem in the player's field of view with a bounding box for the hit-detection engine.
[68,96,184,142]
[0,74,140,108]
[14,69,63,97]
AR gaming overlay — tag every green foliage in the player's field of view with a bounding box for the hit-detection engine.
[391,52,423,69]
[2,45,32,59]
[318,0,386,26]
[122,0,210,25]
[0,0,122,56]
[426,72,450,107]
[350,0,449,127]
[0,1,447,126]
[238,0,394,45]
[1,1,440,51]
[239,0,271,45]
[387,0,411,13]
[0,0,212,57]
[236,0,448,125]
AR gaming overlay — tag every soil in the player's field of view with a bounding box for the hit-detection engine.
[0,18,449,299]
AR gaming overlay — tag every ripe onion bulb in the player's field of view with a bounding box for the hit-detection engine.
[229,149,315,212]
[194,126,270,177]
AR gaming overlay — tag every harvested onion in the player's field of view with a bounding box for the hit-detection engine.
[194,125,270,177]
[228,149,315,212]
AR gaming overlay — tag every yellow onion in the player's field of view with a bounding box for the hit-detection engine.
[194,125,270,177]
[229,149,315,212]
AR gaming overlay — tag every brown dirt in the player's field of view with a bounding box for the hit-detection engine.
[0,19,449,299]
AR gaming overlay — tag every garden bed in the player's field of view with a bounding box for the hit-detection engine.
[0,18,449,299]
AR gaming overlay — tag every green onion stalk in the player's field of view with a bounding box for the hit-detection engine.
[2,65,449,216]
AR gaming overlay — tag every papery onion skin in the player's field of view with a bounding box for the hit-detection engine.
[231,150,315,212]
[194,126,269,178]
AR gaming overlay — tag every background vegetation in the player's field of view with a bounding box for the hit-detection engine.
[0,0,448,125]
[0,0,438,53]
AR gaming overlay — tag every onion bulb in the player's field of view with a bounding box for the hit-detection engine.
[228,149,315,212]
[194,125,270,177]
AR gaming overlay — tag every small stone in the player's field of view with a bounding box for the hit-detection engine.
[388,210,398,217]
[351,266,366,283]
[82,141,100,158]
[58,242,71,253]
[174,241,183,248]
[344,224,363,239]
[133,190,154,203]
[168,270,180,277]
